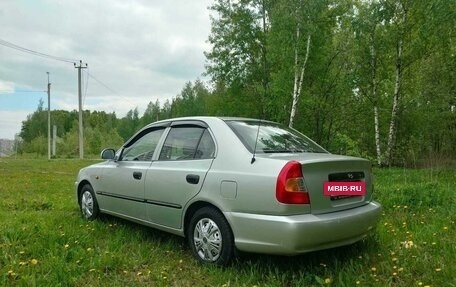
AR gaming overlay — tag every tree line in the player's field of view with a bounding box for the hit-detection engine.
[18,0,455,167]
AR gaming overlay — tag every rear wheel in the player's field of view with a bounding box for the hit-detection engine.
[79,184,99,221]
[187,207,235,266]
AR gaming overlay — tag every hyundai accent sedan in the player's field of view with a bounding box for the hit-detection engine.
[75,116,381,265]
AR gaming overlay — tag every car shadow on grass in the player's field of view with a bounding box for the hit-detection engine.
[236,235,380,269]
[95,212,380,272]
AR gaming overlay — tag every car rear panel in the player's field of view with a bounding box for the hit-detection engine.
[300,156,373,215]
[259,153,374,215]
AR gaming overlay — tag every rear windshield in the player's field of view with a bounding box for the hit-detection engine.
[225,120,327,154]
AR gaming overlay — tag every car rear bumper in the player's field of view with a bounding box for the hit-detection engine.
[226,201,381,255]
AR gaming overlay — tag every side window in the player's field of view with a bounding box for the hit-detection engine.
[195,129,216,159]
[121,128,165,161]
[159,126,215,161]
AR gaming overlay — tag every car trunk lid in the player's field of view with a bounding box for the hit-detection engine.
[263,153,374,215]
[302,158,372,215]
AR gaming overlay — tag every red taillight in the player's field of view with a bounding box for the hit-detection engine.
[276,161,310,204]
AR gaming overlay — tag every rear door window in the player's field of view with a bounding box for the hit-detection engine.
[159,126,215,160]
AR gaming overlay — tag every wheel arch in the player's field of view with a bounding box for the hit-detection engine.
[183,201,228,238]
[77,180,92,204]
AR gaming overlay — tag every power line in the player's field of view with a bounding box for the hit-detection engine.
[86,71,140,108]
[0,38,78,64]
[86,72,119,95]
[83,68,89,106]
[0,90,46,94]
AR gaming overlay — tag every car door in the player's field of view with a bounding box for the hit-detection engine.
[98,126,166,220]
[144,122,216,229]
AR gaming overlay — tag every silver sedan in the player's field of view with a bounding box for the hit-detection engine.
[75,117,381,265]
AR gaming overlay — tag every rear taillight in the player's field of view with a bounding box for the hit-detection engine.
[276,161,310,204]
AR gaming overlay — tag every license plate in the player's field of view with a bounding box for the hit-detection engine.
[323,181,366,196]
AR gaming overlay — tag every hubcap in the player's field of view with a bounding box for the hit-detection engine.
[193,218,222,262]
[81,191,94,219]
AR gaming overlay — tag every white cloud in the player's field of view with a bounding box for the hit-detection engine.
[0,0,214,139]
[0,80,15,93]
[0,111,29,139]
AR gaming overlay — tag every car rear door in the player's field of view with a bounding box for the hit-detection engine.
[144,121,216,229]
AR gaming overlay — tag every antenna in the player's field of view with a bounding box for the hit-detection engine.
[251,119,262,164]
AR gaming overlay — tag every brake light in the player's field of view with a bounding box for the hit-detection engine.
[276,161,310,204]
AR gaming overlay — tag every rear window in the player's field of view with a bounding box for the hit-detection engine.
[225,120,327,154]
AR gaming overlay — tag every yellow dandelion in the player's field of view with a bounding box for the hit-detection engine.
[371,267,377,272]
[443,227,448,230]
[356,281,360,285]
[392,257,398,262]
[392,272,397,276]
[418,282,423,286]
[325,278,331,284]
[64,244,69,249]
[30,259,38,265]
[87,248,92,252]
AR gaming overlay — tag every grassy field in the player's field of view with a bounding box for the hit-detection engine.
[0,159,454,287]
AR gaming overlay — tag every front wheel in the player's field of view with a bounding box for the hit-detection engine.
[79,184,99,221]
[187,207,235,266]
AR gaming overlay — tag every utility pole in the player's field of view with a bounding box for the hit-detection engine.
[74,60,87,159]
[47,72,51,160]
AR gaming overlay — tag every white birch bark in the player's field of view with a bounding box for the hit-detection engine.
[370,44,382,166]
[289,31,311,128]
[385,39,403,166]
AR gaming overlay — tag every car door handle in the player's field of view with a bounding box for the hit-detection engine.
[186,174,200,184]
[133,171,142,180]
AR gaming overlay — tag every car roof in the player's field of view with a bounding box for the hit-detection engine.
[144,116,275,127]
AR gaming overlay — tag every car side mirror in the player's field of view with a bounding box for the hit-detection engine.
[101,148,116,160]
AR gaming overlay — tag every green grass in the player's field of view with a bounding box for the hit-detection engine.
[1,159,455,286]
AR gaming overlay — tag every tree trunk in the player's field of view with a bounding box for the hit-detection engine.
[385,39,403,166]
[370,44,382,166]
[289,31,311,128]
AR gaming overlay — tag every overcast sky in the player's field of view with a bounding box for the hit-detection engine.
[0,0,213,139]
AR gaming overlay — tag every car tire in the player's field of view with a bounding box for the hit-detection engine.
[187,207,235,266]
[79,184,99,221]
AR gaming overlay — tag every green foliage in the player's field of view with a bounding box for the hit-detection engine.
[16,0,455,166]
